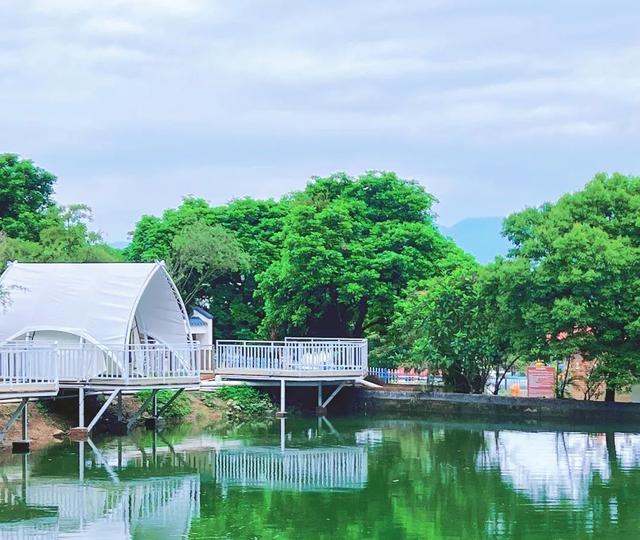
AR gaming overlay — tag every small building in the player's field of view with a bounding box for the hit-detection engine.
[189,306,213,347]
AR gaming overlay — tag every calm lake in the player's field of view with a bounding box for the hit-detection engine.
[1,416,639,539]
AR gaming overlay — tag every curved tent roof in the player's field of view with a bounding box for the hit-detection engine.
[0,262,190,346]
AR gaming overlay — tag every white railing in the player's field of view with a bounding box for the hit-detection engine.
[368,367,444,386]
[198,345,215,373]
[0,342,58,391]
[56,343,201,385]
[216,338,368,376]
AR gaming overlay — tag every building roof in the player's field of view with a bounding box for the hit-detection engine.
[0,262,190,346]
[192,306,214,320]
[189,317,207,327]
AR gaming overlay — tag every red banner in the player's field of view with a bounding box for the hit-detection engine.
[527,366,555,398]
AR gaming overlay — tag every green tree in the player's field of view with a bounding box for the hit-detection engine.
[167,221,250,307]
[0,153,56,240]
[0,204,122,266]
[498,173,640,401]
[256,172,462,340]
[388,259,512,393]
[127,197,286,339]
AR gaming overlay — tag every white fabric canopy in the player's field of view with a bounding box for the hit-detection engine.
[0,262,190,347]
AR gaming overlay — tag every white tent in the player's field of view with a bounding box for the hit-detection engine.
[0,262,190,347]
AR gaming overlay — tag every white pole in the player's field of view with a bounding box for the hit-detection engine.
[153,392,158,418]
[21,400,28,440]
[280,379,286,414]
[78,388,85,428]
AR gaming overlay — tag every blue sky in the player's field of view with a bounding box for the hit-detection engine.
[1,0,639,242]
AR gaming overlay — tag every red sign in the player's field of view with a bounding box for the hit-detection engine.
[527,366,555,398]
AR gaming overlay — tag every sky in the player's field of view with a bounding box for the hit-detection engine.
[1,0,639,242]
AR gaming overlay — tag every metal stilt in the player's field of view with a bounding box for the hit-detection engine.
[276,379,287,417]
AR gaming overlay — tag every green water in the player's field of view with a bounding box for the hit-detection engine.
[1,416,640,539]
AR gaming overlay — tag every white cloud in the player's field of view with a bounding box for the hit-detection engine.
[82,16,146,35]
[1,0,639,239]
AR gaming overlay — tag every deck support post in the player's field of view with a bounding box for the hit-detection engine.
[78,387,85,427]
[71,388,120,440]
[153,392,158,418]
[12,401,30,453]
[117,391,124,421]
[321,383,346,410]
[157,389,184,417]
[128,389,158,431]
[0,399,29,450]
[316,382,327,416]
[86,389,120,433]
[146,388,185,430]
[276,379,287,418]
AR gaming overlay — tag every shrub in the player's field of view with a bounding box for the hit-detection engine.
[137,389,192,419]
[202,385,274,419]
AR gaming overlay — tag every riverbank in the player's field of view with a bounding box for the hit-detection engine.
[0,402,67,450]
[0,390,265,452]
[357,387,640,424]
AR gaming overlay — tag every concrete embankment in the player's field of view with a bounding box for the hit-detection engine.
[356,387,640,424]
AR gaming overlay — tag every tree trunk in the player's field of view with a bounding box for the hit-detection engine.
[605,388,615,402]
[352,297,368,338]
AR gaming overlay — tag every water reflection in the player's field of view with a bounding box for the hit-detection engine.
[1,439,200,539]
[0,418,369,539]
[3,418,640,539]
[478,430,640,504]
[215,420,367,491]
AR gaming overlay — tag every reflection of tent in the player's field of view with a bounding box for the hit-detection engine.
[0,262,190,347]
[0,487,58,539]
[4,477,200,539]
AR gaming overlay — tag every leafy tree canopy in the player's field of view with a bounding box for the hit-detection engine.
[168,221,250,307]
[498,173,640,398]
[127,196,286,339]
[0,153,56,241]
[256,171,463,340]
[0,204,123,266]
[388,257,514,392]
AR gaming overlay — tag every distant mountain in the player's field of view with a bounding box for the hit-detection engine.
[108,241,129,250]
[439,217,511,264]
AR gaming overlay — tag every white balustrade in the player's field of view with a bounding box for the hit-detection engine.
[215,338,368,376]
[198,345,215,373]
[0,343,58,392]
[55,343,201,385]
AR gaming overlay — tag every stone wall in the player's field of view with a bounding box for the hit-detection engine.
[356,387,640,424]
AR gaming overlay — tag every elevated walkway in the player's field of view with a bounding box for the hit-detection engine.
[214,337,367,380]
[204,338,373,416]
